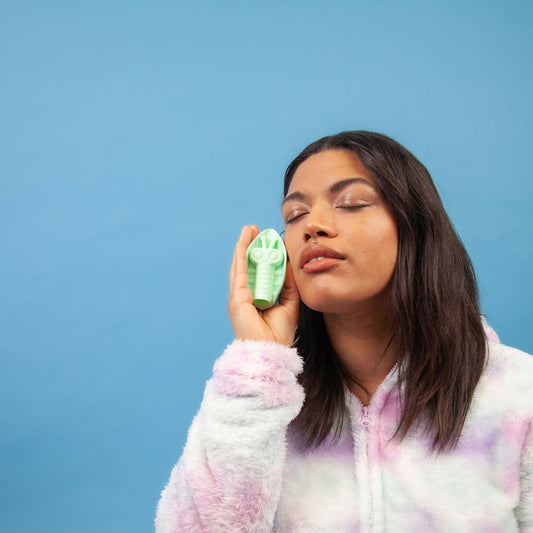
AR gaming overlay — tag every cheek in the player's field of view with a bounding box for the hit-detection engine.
[368,218,398,256]
[354,223,398,277]
[375,231,398,263]
[282,231,299,264]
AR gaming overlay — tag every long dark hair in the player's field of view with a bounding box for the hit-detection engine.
[285,131,487,452]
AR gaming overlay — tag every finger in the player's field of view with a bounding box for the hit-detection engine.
[279,263,300,313]
[232,226,252,290]
[230,225,259,292]
[229,226,246,286]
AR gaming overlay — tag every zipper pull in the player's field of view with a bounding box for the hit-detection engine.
[361,406,370,429]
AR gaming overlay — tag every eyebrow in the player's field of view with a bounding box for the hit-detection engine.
[282,177,377,206]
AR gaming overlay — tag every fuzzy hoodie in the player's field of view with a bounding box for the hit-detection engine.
[156,334,533,532]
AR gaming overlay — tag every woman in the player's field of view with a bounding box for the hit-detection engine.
[155,131,533,532]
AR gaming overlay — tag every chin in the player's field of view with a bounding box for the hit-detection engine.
[299,285,394,316]
[300,291,356,315]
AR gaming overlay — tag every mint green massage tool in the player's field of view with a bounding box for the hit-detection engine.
[246,229,287,310]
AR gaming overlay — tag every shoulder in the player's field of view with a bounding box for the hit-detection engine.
[485,341,533,380]
[475,341,533,413]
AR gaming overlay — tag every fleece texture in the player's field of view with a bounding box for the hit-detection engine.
[156,337,533,532]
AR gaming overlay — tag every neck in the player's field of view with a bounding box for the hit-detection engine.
[323,305,397,405]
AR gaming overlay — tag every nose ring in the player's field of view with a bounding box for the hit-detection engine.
[311,239,317,245]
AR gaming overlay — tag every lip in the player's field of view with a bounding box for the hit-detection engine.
[299,245,345,271]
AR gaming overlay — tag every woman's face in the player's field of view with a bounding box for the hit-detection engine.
[282,149,398,315]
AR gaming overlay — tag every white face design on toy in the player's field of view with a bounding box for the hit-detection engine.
[250,236,284,266]
[246,229,287,310]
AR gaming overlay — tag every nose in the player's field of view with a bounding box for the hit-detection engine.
[304,204,337,243]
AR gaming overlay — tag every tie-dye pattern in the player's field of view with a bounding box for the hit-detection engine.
[156,338,533,532]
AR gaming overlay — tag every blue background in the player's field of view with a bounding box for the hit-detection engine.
[2,1,532,531]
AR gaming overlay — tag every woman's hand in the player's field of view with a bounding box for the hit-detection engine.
[228,225,300,346]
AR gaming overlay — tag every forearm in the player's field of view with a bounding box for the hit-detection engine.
[155,340,305,533]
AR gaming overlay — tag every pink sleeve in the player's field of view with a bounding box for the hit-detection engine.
[155,340,305,533]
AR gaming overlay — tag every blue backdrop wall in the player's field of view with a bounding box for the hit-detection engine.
[2,1,532,531]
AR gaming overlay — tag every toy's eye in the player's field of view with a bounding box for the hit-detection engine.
[268,250,283,263]
[251,249,266,261]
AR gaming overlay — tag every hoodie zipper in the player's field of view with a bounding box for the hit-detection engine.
[361,406,370,430]
[348,364,399,532]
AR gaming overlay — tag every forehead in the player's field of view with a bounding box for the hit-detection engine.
[287,149,377,195]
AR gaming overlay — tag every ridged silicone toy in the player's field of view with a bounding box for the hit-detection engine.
[246,228,287,310]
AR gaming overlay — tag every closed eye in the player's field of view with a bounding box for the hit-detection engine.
[337,204,369,211]
[285,211,307,224]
